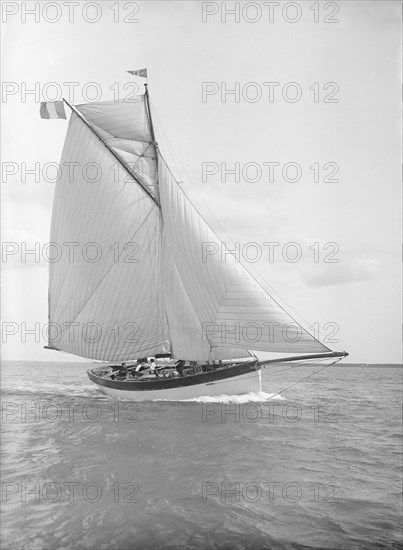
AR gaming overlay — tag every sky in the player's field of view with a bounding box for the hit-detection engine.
[1,0,401,363]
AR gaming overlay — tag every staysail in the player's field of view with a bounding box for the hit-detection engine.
[46,94,330,362]
[159,157,329,359]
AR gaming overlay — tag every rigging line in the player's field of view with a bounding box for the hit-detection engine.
[202,356,341,389]
[153,105,332,351]
[260,364,306,376]
[261,359,343,401]
[123,142,153,170]
[258,358,338,377]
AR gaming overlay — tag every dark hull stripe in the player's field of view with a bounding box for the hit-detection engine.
[87,361,260,391]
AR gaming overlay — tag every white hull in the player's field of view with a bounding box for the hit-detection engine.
[93,369,262,401]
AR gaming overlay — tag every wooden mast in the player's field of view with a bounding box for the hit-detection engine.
[144,83,157,145]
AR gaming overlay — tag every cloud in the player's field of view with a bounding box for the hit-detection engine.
[302,257,383,287]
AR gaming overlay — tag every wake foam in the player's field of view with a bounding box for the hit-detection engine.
[155,391,285,403]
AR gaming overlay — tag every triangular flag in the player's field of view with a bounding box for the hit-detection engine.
[127,68,148,78]
[40,101,66,119]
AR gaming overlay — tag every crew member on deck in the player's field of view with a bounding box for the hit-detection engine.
[134,360,146,377]
[150,359,158,377]
[116,364,127,380]
[175,360,185,377]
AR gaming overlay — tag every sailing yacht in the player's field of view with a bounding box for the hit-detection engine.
[42,71,347,399]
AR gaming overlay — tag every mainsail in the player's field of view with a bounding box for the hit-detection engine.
[47,92,330,362]
[48,104,167,361]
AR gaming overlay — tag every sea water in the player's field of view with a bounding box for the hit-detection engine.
[1,361,402,549]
